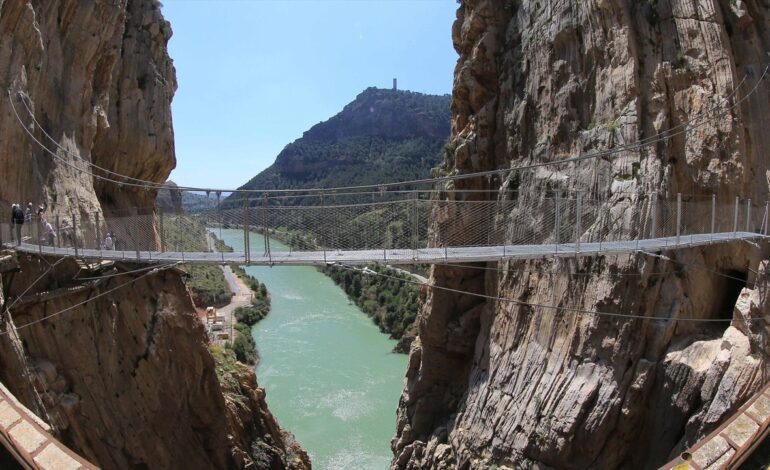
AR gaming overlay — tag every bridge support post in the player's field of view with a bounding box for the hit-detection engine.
[95,212,101,254]
[36,213,41,255]
[747,198,752,232]
[411,196,418,258]
[554,194,560,254]
[55,215,60,248]
[243,198,250,264]
[159,209,165,252]
[734,196,740,239]
[711,194,716,242]
[764,201,769,235]
[262,194,271,264]
[72,213,79,257]
[575,192,582,253]
[676,193,681,245]
[651,191,657,238]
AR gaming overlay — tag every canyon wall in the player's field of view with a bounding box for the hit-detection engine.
[1,256,308,469]
[393,1,770,468]
[0,0,173,249]
[0,1,307,468]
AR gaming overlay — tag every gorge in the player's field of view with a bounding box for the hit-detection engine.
[1,0,770,469]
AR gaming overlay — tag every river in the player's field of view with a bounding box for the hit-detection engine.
[216,229,408,469]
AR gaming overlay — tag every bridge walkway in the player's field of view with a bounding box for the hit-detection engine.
[7,231,764,266]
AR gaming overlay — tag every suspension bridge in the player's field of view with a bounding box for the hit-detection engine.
[5,72,770,266]
[3,191,768,266]
[3,62,770,470]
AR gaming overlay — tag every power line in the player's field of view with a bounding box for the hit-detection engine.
[16,94,164,187]
[73,262,172,281]
[636,250,752,283]
[433,251,755,284]
[334,262,768,323]
[2,257,67,318]
[8,68,765,195]
[3,262,179,333]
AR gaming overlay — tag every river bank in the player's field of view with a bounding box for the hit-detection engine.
[217,228,408,470]
[254,227,421,353]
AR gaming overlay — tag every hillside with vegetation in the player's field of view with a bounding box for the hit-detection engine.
[230,87,450,202]
[324,264,419,353]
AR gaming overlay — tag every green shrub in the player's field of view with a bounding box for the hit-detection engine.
[323,264,419,340]
[230,330,257,365]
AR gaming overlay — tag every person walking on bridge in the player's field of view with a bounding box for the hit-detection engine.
[10,204,24,245]
[24,202,33,239]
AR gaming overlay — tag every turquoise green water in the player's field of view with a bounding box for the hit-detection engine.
[217,229,407,469]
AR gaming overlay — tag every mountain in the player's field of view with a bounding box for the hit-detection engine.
[234,87,451,198]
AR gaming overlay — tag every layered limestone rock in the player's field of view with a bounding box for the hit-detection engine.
[0,255,308,469]
[0,1,307,468]
[0,0,175,246]
[393,1,770,468]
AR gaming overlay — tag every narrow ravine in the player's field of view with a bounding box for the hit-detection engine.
[217,228,408,469]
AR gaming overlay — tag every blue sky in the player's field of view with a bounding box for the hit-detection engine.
[161,0,458,189]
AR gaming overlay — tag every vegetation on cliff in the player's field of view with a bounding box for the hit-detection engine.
[186,265,232,308]
[230,88,450,205]
[324,264,419,352]
[219,264,271,365]
[230,324,258,365]
[162,215,232,308]
[231,265,271,327]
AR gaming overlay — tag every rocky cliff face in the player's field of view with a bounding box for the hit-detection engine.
[0,0,175,222]
[393,1,770,469]
[156,180,184,214]
[0,255,308,469]
[0,1,307,468]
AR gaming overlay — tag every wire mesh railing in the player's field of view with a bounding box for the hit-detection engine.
[0,192,767,263]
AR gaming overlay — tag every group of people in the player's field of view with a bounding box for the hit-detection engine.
[9,202,123,250]
[9,202,55,246]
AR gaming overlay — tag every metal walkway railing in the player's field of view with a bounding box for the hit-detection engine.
[2,192,767,266]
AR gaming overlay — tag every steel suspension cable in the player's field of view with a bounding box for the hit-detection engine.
[334,262,769,323]
[3,262,180,333]
[7,68,765,195]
